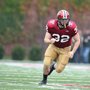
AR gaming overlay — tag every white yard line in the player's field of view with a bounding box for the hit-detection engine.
[0,62,43,68]
[0,62,90,69]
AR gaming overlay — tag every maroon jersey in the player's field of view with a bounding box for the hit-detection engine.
[46,19,78,48]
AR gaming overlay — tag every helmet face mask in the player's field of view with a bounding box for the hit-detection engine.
[57,10,70,28]
[58,18,69,25]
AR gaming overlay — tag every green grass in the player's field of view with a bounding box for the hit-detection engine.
[0,61,90,90]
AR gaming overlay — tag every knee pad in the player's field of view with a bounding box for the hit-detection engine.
[56,63,65,73]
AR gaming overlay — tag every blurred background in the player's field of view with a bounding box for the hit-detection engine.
[0,0,90,63]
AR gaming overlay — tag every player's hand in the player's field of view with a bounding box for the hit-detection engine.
[69,51,74,59]
[50,38,56,44]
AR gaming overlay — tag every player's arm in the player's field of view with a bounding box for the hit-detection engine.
[69,33,80,58]
[44,32,56,44]
[72,33,80,53]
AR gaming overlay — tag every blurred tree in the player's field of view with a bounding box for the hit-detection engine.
[0,0,90,57]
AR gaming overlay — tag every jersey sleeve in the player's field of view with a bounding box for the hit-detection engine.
[73,26,78,36]
[46,24,49,32]
[69,21,78,37]
[45,19,55,33]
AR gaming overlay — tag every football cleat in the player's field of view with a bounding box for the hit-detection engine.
[39,80,47,85]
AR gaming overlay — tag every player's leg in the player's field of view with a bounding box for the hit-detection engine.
[39,56,53,85]
[56,47,71,73]
[39,58,57,85]
[48,46,70,75]
[56,54,69,73]
[39,44,57,85]
[48,61,56,75]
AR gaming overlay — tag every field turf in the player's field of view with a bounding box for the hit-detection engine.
[0,61,90,90]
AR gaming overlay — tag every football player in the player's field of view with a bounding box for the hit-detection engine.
[39,10,80,85]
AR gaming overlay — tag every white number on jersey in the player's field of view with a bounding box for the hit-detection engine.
[52,34,60,42]
[52,34,70,43]
[61,35,70,43]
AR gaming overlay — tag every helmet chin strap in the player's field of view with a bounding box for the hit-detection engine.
[64,23,66,28]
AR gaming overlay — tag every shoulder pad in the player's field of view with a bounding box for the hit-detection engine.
[68,21,77,29]
[47,19,56,28]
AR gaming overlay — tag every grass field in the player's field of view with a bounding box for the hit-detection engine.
[0,61,90,90]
